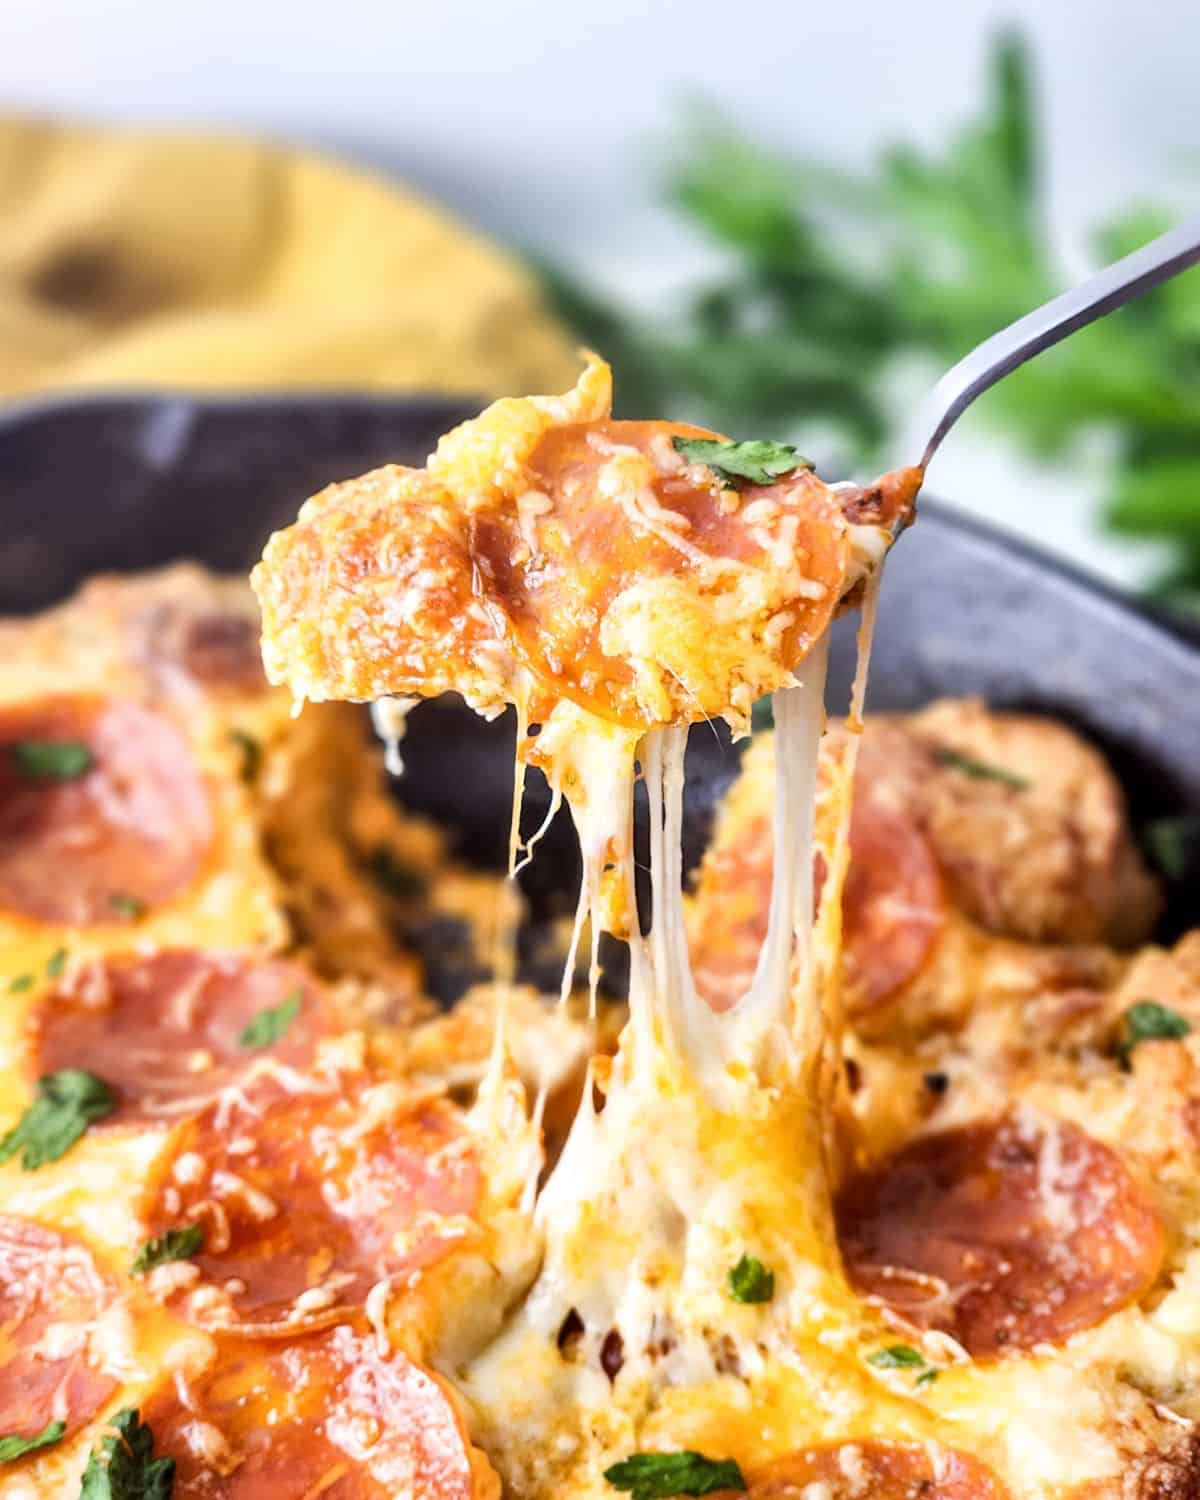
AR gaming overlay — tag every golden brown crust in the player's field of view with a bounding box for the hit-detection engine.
[901,699,1162,947]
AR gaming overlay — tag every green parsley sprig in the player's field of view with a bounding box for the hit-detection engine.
[727,1252,775,1304]
[10,739,94,781]
[1115,999,1191,1067]
[79,1408,173,1500]
[0,1419,65,1464]
[867,1343,938,1388]
[671,436,812,488]
[933,747,1029,789]
[131,1225,204,1277]
[0,1070,116,1170]
[605,1451,745,1500]
[239,991,302,1050]
[9,947,72,995]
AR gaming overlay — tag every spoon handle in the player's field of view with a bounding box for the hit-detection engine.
[909,214,1200,472]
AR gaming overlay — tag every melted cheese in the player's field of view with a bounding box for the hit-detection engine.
[463,635,868,1488]
[3,390,1185,1494]
[370,696,420,776]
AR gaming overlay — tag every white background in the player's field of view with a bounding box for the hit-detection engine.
[3,0,1198,585]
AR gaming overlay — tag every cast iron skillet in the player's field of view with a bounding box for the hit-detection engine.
[3,391,1199,986]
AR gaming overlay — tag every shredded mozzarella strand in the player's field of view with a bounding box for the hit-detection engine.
[370,696,419,777]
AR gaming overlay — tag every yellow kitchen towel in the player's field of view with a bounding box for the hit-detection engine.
[0,115,578,400]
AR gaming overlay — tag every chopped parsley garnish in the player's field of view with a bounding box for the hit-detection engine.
[0,1419,65,1464]
[8,973,33,994]
[727,1252,775,1304]
[131,1225,204,1277]
[45,947,68,979]
[0,1070,116,1171]
[227,728,262,783]
[867,1344,939,1389]
[366,846,429,901]
[605,1451,745,1500]
[1143,816,1200,881]
[10,738,94,782]
[78,1407,174,1500]
[671,436,813,489]
[1116,999,1191,1067]
[867,1344,926,1368]
[933,747,1029,789]
[239,990,301,1050]
[109,894,146,921]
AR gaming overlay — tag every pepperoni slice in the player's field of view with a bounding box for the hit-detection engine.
[837,1113,1164,1357]
[689,779,944,1015]
[140,1074,480,1335]
[0,1215,117,1449]
[0,696,212,926]
[33,952,334,1123]
[689,809,774,1013]
[839,781,945,1011]
[142,1326,491,1498]
[738,1441,1007,1499]
[135,595,267,698]
[477,418,851,726]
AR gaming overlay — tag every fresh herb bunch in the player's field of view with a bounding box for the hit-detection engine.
[539,32,1200,607]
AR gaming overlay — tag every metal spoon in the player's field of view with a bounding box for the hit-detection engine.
[907,213,1200,473]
